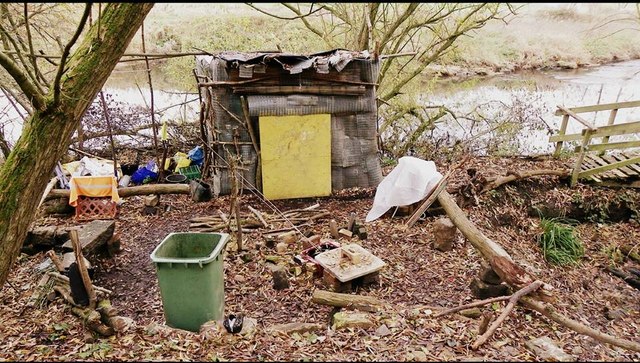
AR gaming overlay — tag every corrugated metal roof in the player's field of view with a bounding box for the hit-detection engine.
[206,49,372,74]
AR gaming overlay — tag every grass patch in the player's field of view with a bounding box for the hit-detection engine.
[537,217,584,265]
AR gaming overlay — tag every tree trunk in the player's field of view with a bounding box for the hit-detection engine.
[0,3,155,287]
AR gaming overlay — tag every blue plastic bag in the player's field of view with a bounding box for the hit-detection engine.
[187,145,204,166]
[131,160,158,185]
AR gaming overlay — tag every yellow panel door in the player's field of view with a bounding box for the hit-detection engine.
[259,114,331,200]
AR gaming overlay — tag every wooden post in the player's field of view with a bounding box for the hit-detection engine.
[240,96,262,191]
[229,156,243,251]
[571,129,594,186]
[554,114,569,156]
[599,108,618,155]
[69,229,96,309]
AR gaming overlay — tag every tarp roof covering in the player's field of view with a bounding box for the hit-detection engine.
[204,48,373,74]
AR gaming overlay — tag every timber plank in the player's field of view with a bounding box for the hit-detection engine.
[554,100,640,116]
[582,155,616,179]
[589,155,627,179]
[601,154,637,177]
[615,153,640,175]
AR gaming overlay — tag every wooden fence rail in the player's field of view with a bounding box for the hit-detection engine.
[550,100,640,186]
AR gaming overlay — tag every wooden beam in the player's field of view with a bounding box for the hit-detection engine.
[232,85,366,96]
[572,130,594,186]
[600,108,619,154]
[554,100,640,116]
[553,114,570,156]
[557,106,596,130]
[404,175,448,228]
[576,140,640,153]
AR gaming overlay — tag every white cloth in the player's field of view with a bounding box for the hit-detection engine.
[365,156,443,222]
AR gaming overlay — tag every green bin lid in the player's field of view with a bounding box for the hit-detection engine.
[150,232,229,265]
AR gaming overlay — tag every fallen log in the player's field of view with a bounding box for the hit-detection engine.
[436,189,640,352]
[45,183,190,202]
[311,289,386,312]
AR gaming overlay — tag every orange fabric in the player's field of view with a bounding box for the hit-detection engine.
[68,176,120,207]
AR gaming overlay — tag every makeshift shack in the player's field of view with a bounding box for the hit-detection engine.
[193,49,383,200]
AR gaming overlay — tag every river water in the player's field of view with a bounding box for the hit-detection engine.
[421,59,640,155]
[2,59,640,156]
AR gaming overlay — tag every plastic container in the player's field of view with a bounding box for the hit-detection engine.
[150,232,229,332]
[178,165,201,181]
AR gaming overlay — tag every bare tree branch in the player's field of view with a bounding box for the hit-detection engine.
[53,3,91,106]
[23,3,47,85]
[0,51,45,110]
[245,2,325,20]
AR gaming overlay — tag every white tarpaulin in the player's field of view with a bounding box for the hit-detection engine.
[365,156,443,222]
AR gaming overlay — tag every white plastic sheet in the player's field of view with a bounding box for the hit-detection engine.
[365,156,443,222]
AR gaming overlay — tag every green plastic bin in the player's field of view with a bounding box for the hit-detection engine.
[150,232,229,332]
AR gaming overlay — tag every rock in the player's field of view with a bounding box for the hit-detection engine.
[374,324,392,337]
[410,350,427,361]
[479,264,502,285]
[332,311,374,330]
[433,218,457,251]
[459,308,482,319]
[239,317,257,336]
[61,220,115,256]
[271,265,289,290]
[199,320,224,339]
[469,278,510,299]
[604,307,625,321]
[61,252,91,271]
[144,322,172,336]
[275,242,288,253]
[525,336,574,362]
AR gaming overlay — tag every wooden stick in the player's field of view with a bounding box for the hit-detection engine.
[67,229,97,309]
[47,271,112,295]
[434,295,511,318]
[329,219,340,239]
[405,175,449,229]
[229,156,243,250]
[248,205,269,228]
[46,250,65,273]
[472,280,543,349]
[53,284,81,307]
[521,296,640,352]
[478,312,494,335]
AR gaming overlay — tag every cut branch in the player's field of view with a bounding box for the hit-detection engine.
[481,169,571,193]
[471,280,543,349]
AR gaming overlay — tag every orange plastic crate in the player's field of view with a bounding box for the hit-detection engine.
[75,195,118,221]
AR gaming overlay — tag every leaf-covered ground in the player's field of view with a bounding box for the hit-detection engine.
[2,156,640,362]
